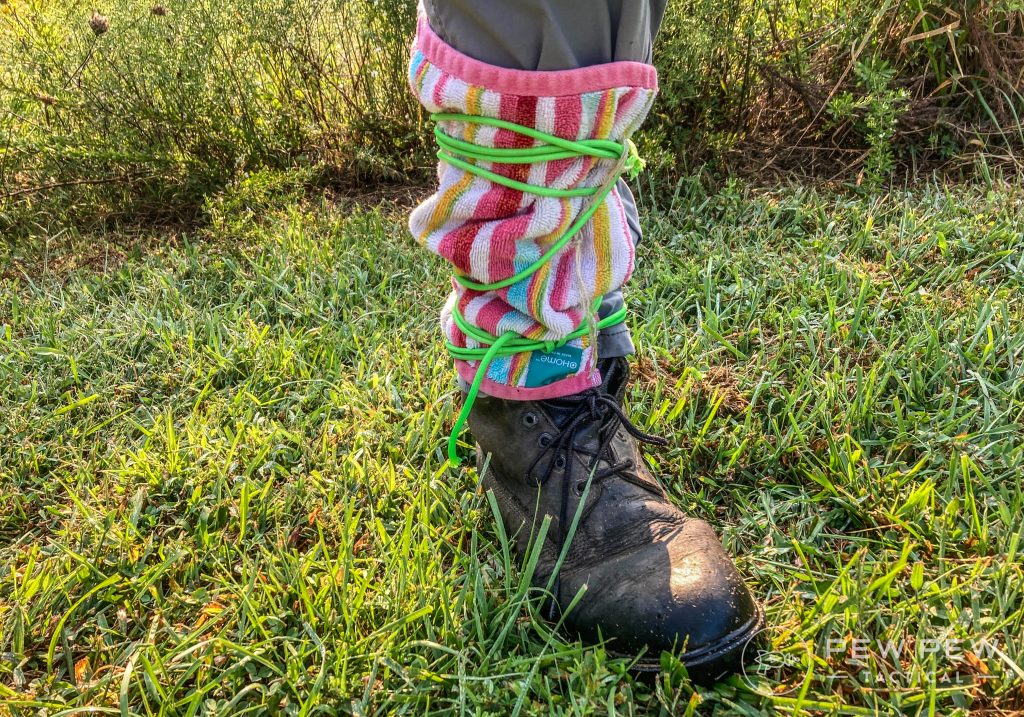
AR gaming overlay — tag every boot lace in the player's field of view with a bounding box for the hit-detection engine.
[530,391,668,539]
[528,390,668,614]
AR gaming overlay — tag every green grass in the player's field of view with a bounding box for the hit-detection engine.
[1,176,1023,715]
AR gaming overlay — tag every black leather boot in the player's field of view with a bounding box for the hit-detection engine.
[467,357,763,680]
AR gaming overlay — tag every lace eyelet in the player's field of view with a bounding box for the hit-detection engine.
[573,480,587,496]
[521,412,539,429]
[537,432,553,448]
[554,455,567,470]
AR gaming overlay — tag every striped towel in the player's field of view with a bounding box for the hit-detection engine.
[408,13,658,400]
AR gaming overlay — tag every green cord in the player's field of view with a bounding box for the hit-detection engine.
[431,112,643,466]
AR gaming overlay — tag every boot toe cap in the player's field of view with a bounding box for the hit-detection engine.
[563,519,762,675]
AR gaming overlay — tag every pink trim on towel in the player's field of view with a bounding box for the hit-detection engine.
[417,17,658,97]
[456,360,602,401]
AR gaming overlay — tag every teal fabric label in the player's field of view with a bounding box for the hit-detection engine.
[525,345,584,388]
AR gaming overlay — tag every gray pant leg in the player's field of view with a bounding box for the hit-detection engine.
[422,0,666,359]
[421,0,667,68]
[597,179,641,357]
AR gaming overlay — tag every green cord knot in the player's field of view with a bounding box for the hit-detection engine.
[430,112,645,467]
[623,139,645,180]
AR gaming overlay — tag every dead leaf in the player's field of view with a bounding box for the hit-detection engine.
[75,657,90,683]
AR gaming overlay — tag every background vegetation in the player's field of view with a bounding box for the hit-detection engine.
[3,0,1024,234]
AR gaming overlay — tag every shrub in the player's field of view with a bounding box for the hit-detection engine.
[650,0,1024,181]
[2,0,1022,233]
[0,0,424,230]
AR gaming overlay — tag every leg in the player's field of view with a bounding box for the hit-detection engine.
[422,0,668,358]
[408,2,762,679]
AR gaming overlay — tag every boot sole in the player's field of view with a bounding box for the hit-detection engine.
[619,602,766,683]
